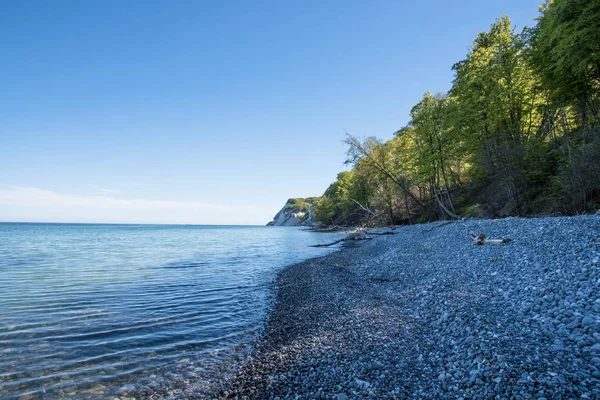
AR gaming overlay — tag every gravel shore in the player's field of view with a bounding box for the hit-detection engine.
[213,216,600,399]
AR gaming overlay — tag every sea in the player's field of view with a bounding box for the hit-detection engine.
[0,223,340,399]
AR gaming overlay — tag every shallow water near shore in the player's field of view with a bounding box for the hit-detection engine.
[0,223,340,399]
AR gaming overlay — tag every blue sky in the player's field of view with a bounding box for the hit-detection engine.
[1,0,542,224]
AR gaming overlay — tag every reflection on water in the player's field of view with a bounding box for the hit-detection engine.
[0,223,339,399]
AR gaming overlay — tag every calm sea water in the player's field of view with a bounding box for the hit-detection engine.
[0,223,339,399]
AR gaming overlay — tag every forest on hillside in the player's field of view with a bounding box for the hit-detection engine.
[314,0,600,226]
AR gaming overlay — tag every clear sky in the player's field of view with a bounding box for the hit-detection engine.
[1,0,542,224]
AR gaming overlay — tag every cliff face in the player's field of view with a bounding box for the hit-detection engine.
[266,198,321,227]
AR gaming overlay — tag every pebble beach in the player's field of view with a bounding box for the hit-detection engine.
[213,216,600,399]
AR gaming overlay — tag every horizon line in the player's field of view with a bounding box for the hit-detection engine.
[0,221,270,227]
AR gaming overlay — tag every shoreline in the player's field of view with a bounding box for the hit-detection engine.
[212,215,600,399]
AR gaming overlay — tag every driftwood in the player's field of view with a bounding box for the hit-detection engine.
[422,220,454,233]
[469,231,512,245]
[310,226,344,233]
[311,236,373,247]
[365,230,397,236]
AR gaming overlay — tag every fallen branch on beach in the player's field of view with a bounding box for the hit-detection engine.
[469,231,512,245]
[365,230,397,236]
[422,220,454,233]
[311,236,374,247]
[310,226,344,233]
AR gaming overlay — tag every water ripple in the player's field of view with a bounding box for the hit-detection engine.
[0,223,339,399]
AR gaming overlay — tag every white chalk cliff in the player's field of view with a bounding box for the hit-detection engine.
[266,199,320,227]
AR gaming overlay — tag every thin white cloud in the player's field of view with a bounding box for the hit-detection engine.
[96,188,121,195]
[0,187,270,225]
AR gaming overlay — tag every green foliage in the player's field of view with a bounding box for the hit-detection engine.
[286,197,320,213]
[554,119,600,212]
[314,3,600,226]
[450,16,548,212]
[530,0,600,120]
[314,171,363,225]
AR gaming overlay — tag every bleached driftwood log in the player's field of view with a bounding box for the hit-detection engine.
[469,231,511,245]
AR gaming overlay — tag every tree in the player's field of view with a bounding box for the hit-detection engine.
[314,2,600,226]
[530,0,600,122]
[450,16,544,213]
[400,92,461,219]
[529,0,600,211]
